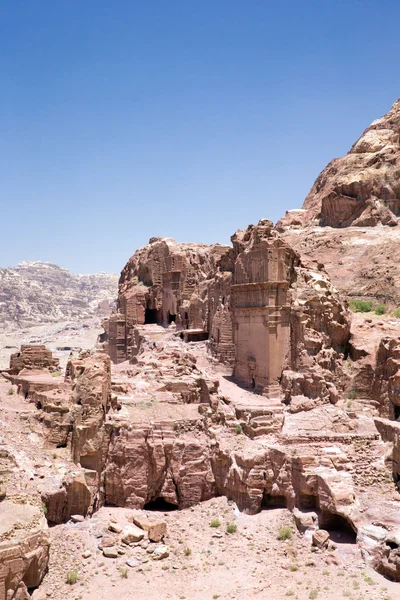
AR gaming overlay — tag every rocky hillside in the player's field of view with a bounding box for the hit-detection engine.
[278,99,400,305]
[0,261,118,330]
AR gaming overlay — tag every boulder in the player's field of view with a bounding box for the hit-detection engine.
[121,524,145,544]
[312,529,330,549]
[103,546,119,558]
[293,508,318,533]
[131,511,167,542]
[152,545,169,560]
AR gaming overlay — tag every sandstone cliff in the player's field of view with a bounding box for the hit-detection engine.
[0,261,118,331]
[277,99,400,304]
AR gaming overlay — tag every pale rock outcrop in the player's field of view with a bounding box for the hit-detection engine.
[0,261,117,331]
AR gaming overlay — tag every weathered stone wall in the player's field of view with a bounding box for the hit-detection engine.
[9,345,60,375]
[372,337,400,419]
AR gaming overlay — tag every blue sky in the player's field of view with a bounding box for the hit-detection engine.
[1,0,400,274]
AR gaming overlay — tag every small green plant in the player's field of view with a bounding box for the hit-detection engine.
[375,304,386,315]
[42,502,48,516]
[184,547,192,556]
[277,525,292,541]
[226,523,237,534]
[363,575,375,585]
[347,401,353,408]
[212,596,220,599]
[7,387,14,395]
[66,570,78,585]
[119,566,128,579]
[210,519,221,528]
[347,390,357,400]
[51,371,62,377]
[289,563,299,572]
[309,591,318,599]
[349,299,373,313]
[235,425,243,435]
[393,308,400,318]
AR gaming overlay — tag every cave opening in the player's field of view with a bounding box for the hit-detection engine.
[299,494,318,510]
[79,454,98,471]
[262,493,287,510]
[168,311,176,324]
[144,497,178,512]
[394,405,400,421]
[320,511,357,544]
[145,308,158,324]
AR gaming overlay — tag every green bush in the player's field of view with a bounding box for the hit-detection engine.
[7,387,14,395]
[349,299,373,313]
[277,525,292,541]
[66,570,78,585]
[51,371,62,377]
[393,308,400,318]
[119,566,128,579]
[347,390,357,400]
[210,518,221,528]
[235,425,243,435]
[375,304,386,315]
[226,523,237,534]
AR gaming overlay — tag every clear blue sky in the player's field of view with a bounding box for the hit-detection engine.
[1,0,399,274]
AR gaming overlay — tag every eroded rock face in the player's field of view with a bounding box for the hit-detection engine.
[105,238,233,363]
[105,220,350,406]
[280,99,400,229]
[9,345,60,376]
[0,261,118,331]
[0,502,49,600]
[277,100,400,305]
[373,337,400,419]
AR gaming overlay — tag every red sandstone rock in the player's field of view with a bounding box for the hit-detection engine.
[279,99,400,229]
[9,345,60,375]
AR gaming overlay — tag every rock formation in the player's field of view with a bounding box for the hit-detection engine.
[0,261,118,331]
[9,345,60,376]
[104,220,350,413]
[281,99,400,229]
[4,99,400,597]
[277,99,400,305]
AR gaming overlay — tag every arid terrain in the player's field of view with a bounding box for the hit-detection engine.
[2,99,400,600]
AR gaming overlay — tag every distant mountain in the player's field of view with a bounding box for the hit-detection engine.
[0,261,118,330]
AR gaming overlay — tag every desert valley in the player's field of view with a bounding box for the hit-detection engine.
[2,99,400,600]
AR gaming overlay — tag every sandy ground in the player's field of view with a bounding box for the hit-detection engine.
[40,498,400,600]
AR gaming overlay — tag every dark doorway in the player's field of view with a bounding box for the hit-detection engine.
[262,492,286,510]
[252,377,256,390]
[320,511,357,544]
[145,308,158,324]
[299,494,317,510]
[144,497,178,511]
[168,312,176,324]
